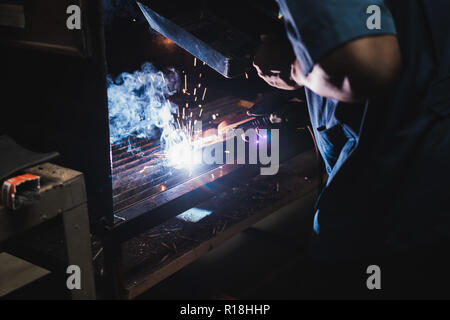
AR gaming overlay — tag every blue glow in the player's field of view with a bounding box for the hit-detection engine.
[176,207,213,223]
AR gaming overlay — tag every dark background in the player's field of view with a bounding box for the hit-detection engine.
[0,0,287,231]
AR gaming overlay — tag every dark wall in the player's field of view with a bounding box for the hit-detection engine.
[0,0,114,232]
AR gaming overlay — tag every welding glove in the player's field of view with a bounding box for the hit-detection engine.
[247,90,303,117]
[253,34,301,90]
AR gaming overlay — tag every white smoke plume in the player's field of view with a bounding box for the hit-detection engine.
[107,62,180,145]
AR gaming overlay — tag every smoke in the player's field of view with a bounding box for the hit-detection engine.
[107,62,180,145]
[102,0,144,27]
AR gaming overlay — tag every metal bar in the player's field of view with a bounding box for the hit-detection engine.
[62,204,96,300]
[109,127,311,242]
[102,236,124,299]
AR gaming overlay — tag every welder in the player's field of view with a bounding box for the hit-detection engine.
[253,0,450,298]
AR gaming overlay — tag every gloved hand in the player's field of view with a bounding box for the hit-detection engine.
[246,90,309,127]
[247,89,304,119]
[253,34,301,90]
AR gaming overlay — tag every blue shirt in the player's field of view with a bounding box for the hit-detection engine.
[277,0,450,261]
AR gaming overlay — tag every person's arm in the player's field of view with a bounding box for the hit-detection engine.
[292,34,401,102]
[254,0,400,102]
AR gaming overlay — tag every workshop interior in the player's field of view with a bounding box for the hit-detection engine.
[0,0,449,301]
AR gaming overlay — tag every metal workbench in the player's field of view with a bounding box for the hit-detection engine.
[0,163,96,299]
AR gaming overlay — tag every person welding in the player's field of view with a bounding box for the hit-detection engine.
[253,0,450,298]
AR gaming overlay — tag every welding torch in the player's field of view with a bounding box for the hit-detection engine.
[243,89,308,129]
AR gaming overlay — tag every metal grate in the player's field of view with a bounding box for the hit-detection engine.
[111,97,250,213]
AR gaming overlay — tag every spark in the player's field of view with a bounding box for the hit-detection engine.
[139,165,154,174]
[109,62,203,173]
[164,126,202,170]
[159,66,207,171]
[245,72,249,79]
[202,87,207,101]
